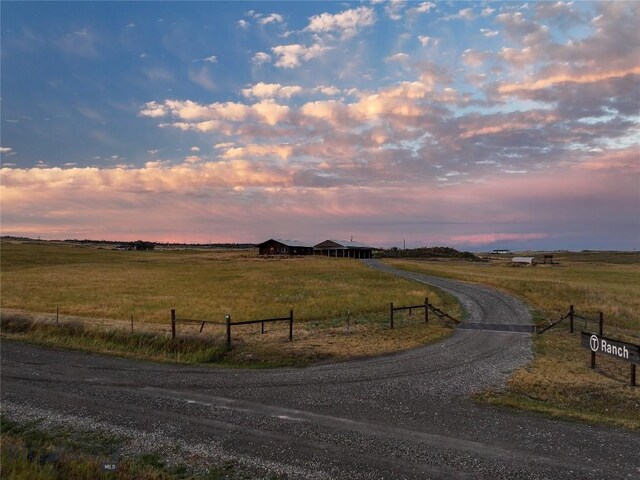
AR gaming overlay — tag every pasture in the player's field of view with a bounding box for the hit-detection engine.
[0,241,458,366]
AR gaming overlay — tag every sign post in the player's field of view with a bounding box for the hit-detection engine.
[581,332,640,386]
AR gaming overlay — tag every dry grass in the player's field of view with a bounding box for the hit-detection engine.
[0,241,459,366]
[385,254,640,331]
[385,253,640,429]
[479,330,640,429]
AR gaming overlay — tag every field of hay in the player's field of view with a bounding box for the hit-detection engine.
[385,253,640,429]
[0,240,458,366]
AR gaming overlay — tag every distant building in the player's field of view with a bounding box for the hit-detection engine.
[314,240,375,259]
[257,239,314,255]
[491,249,511,255]
[512,256,536,265]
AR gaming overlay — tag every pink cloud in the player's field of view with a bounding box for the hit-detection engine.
[1,145,636,249]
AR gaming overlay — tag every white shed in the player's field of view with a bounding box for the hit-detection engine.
[512,256,536,265]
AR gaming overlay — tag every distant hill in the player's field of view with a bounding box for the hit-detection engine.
[375,246,482,261]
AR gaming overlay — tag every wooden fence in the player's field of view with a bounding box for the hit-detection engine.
[171,308,293,348]
[389,298,460,328]
[224,310,293,347]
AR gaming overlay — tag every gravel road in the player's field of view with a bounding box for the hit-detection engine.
[2,261,638,479]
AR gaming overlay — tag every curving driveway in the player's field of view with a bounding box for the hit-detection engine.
[2,261,638,479]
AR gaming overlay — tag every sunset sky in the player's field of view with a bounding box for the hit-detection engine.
[1,1,638,250]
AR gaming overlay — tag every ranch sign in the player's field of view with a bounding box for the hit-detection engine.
[581,333,640,365]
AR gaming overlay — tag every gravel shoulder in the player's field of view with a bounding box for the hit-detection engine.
[2,262,638,479]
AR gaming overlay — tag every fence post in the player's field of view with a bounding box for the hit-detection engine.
[261,321,265,334]
[289,310,293,341]
[56,306,59,325]
[171,309,176,339]
[347,309,350,333]
[390,302,394,329]
[569,304,574,333]
[631,364,636,387]
[226,314,231,348]
[424,297,429,324]
[598,312,603,336]
[130,314,134,334]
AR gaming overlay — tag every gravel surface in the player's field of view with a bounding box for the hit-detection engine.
[2,261,639,479]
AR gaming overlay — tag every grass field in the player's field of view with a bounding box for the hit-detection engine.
[384,253,640,429]
[0,241,459,366]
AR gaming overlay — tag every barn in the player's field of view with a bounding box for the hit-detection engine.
[257,239,314,256]
[313,240,375,259]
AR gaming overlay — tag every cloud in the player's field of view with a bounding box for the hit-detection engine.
[384,1,406,21]
[413,2,434,14]
[202,55,217,63]
[139,101,168,118]
[220,144,293,160]
[306,6,376,40]
[313,86,342,96]
[1,147,14,154]
[481,7,494,17]
[2,152,636,248]
[271,43,330,68]
[480,29,499,38]
[444,8,475,21]
[251,52,272,65]
[241,82,304,99]
[260,13,284,25]
[418,35,438,47]
[237,19,249,29]
[462,49,491,67]
[251,100,291,125]
[189,67,216,91]
[497,67,640,96]
[385,52,410,64]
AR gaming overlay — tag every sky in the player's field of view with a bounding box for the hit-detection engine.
[1,1,638,250]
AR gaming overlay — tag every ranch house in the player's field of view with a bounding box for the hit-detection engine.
[313,240,375,259]
[257,239,314,256]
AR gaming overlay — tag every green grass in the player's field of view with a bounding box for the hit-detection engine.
[0,416,270,479]
[385,253,640,429]
[0,241,460,366]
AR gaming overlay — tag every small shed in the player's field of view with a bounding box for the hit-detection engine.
[512,256,536,266]
[314,240,374,259]
[257,239,314,256]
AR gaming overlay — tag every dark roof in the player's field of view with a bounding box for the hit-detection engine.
[258,238,313,248]
[314,239,375,249]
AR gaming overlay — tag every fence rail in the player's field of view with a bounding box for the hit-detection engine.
[389,298,459,329]
[170,309,294,347]
[171,310,225,338]
[225,311,293,348]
